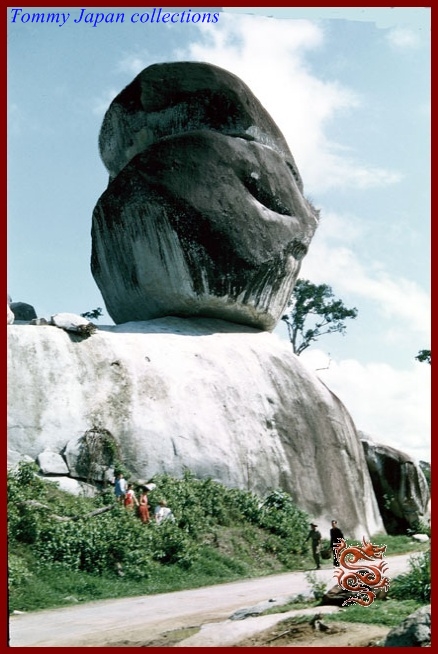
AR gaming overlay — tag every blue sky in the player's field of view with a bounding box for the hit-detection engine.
[7,6,431,462]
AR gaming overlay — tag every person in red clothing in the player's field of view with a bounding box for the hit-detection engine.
[138,487,150,523]
[124,484,139,510]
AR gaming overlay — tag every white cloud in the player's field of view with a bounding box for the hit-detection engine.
[181,13,401,193]
[386,27,421,49]
[301,348,431,463]
[300,212,430,339]
[116,50,169,76]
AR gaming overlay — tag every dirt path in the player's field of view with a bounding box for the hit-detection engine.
[8,553,411,647]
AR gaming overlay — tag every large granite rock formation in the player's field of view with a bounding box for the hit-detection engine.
[98,61,304,185]
[359,432,430,535]
[91,62,319,330]
[7,319,384,539]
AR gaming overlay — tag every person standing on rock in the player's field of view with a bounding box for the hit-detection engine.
[138,487,151,523]
[305,523,322,569]
[114,472,128,503]
[330,519,344,567]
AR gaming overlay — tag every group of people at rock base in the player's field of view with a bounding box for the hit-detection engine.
[305,520,344,569]
[114,473,174,524]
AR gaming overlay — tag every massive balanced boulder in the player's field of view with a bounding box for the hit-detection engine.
[7,319,384,539]
[92,62,319,330]
[98,61,304,186]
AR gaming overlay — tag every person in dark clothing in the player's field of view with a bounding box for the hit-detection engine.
[330,519,344,567]
[305,523,322,569]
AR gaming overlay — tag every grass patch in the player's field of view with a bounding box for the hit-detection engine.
[326,598,423,627]
[349,533,429,557]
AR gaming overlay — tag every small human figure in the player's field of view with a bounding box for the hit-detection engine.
[330,519,344,567]
[138,487,150,523]
[305,523,322,569]
[114,472,127,503]
[154,499,174,524]
[124,484,139,510]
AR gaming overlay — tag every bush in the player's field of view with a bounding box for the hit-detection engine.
[8,464,314,608]
[8,554,32,589]
[391,551,430,603]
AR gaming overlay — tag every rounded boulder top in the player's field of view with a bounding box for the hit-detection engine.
[98,60,303,189]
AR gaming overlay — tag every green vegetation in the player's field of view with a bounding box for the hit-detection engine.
[8,463,429,618]
[80,307,103,321]
[390,551,431,603]
[281,279,358,355]
[346,534,429,557]
[8,463,311,613]
[325,598,423,627]
[415,348,431,365]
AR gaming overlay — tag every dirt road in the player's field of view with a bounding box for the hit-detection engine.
[8,553,412,647]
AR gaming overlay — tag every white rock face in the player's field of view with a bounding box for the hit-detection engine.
[41,476,97,497]
[7,449,33,470]
[51,312,96,334]
[7,304,15,325]
[37,450,69,475]
[7,317,384,538]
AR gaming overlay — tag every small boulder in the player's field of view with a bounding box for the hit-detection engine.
[51,312,97,335]
[37,450,69,475]
[411,533,429,543]
[41,476,97,497]
[383,604,431,647]
[320,584,354,606]
[10,301,37,321]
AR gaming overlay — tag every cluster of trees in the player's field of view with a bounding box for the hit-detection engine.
[281,280,430,368]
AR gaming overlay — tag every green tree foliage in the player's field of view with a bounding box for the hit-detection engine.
[415,349,431,365]
[281,279,358,355]
[80,307,103,321]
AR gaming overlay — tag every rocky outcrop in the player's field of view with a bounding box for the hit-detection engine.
[320,584,388,607]
[7,304,14,324]
[359,432,430,535]
[383,604,431,647]
[9,302,37,321]
[92,62,319,331]
[98,61,304,186]
[50,312,97,336]
[37,450,69,475]
[42,476,97,497]
[7,319,384,539]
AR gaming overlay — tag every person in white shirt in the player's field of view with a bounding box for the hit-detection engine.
[154,499,175,524]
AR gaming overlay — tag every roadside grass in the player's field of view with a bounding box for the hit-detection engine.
[9,535,428,614]
[258,545,430,632]
[345,534,429,557]
[9,539,301,613]
[8,464,429,615]
[325,598,423,627]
